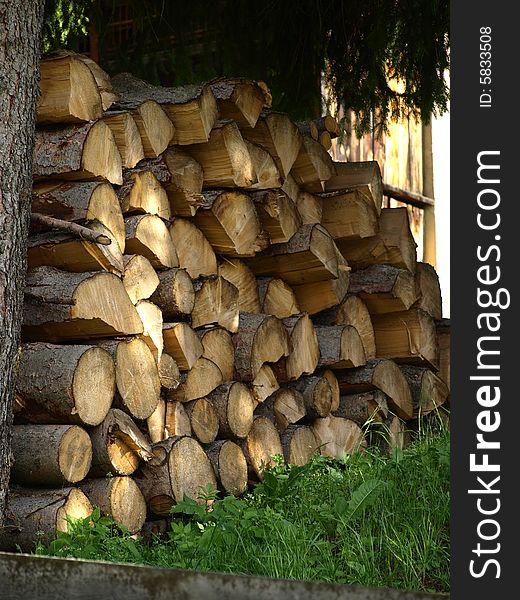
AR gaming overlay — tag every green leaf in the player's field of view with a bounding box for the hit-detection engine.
[346,478,389,520]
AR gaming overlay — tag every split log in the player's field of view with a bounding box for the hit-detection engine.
[233,313,291,382]
[159,353,181,390]
[197,328,235,382]
[255,388,306,430]
[314,294,376,360]
[34,120,123,185]
[0,488,92,551]
[117,169,171,219]
[280,173,301,203]
[288,375,332,419]
[251,364,279,404]
[399,365,449,417]
[206,382,255,440]
[169,357,223,403]
[11,424,92,486]
[315,325,366,369]
[290,136,336,193]
[337,208,417,273]
[184,120,255,188]
[135,300,164,361]
[205,440,248,496]
[280,425,318,466]
[162,322,203,371]
[150,268,195,319]
[244,140,281,190]
[218,259,262,313]
[169,218,218,278]
[31,180,125,253]
[282,314,320,381]
[194,190,268,256]
[335,359,413,420]
[240,416,283,480]
[241,111,302,177]
[246,224,340,285]
[74,53,118,110]
[349,265,419,314]
[333,391,389,427]
[100,337,161,420]
[319,188,379,241]
[311,417,366,458]
[111,74,218,145]
[257,278,299,319]
[124,214,178,270]
[122,254,160,304]
[38,53,102,124]
[103,111,145,168]
[147,399,167,443]
[296,191,323,224]
[165,401,192,438]
[373,415,410,453]
[184,398,219,444]
[322,369,340,412]
[436,319,451,389]
[15,342,115,426]
[412,262,443,319]
[191,276,239,333]
[89,409,153,477]
[79,476,146,534]
[251,189,301,243]
[325,160,383,215]
[371,308,439,369]
[210,78,271,128]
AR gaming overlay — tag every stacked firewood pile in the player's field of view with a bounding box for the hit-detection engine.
[1,51,450,550]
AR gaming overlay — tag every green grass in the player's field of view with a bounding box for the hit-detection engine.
[34,425,450,594]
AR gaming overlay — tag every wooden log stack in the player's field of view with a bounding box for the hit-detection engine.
[1,50,450,551]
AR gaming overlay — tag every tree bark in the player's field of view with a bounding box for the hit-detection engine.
[0,0,44,525]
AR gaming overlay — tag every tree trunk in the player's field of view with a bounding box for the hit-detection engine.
[0,0,45,524]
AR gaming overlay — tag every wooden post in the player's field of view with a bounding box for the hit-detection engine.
[422,120,436,267]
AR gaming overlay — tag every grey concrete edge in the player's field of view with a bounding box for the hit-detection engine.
[0,551,449,600]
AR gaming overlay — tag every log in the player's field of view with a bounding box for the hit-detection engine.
[159,353,181,390]
[311,417,366,458]
[374,415,410,454]
[124,214,178,270]
[15,342,115,426]
[399,365,449,417]
[218,259,262,313]
[240,416,283,480]
[257,278,300,319]
[319,130,332,150]
[169,218,218,278]
[322,369,340,412]
[31,180,125,253]
[290,136,336,193]
[281,173,301,203]
[184,120,255,188]
[117,169,171,219]
[245,140,282,190]
[296,191,323,224]
[147,399,167,443]
[122,254,160,304]
[165,401,192,438]
[197,328,235,383]
[313,115,339,138]
[325,160,383,215]
[348,265,419,314]
[436,319,450,389]
[371,308,439,369]
[337,208,417,273]
[255,388,306,431]
[194,190,268,256]
[315,324,366,369]
[150,268,195,319]
[288,375,332,419]
[319,188,379,241]
[34,120,123,185]
[100,337,161,420]
[246,224,340,285]
[30,212,112,246]
[206,382,255,440]
[11,424,92,486]
[241,111,302,177]
[103,111,145,168]
[333,391,389,427]
[210,78,271,128]
[169,357,223,403]
[79,476,146,534]
[191,276,239,333]
[0,488,92,551]
[335,358,413,420]
[296,120,319,140]
[233,313,291,382]
[280,425,318,466]
[135,300,164,361]
[184,398,219,444]
[38,53,102,124]
[412,262,443,319]
[89,409,154,477]
[205,440,248,496]
[111,74,218,145]
[282,314,320,381]
[251,189,301,243]
[251,364,280,404]
[162,322,203,370]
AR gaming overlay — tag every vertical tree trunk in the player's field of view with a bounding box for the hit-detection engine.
[0,0,44,524]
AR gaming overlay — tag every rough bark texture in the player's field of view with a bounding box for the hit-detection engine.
[0,0,44,524]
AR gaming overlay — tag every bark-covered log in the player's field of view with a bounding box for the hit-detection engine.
[184,398,219,444]
[257,277,300,319]
[150,268,195,319]
[288,375,333,419]
[240,416,283,480]
[314,325,366,369]
[412,262,443,319]
[206,382,255,440]
[280,424,318,466]
[254,388,306,430]
[319,188,379,241]
[204,440,248,496]
[399,365,449,417]
[210,78,271,128]
[333,391,388,427]
[325,160,383,215]
[311,416,366,458]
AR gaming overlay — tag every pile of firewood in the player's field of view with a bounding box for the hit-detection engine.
[1,50,450,551]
